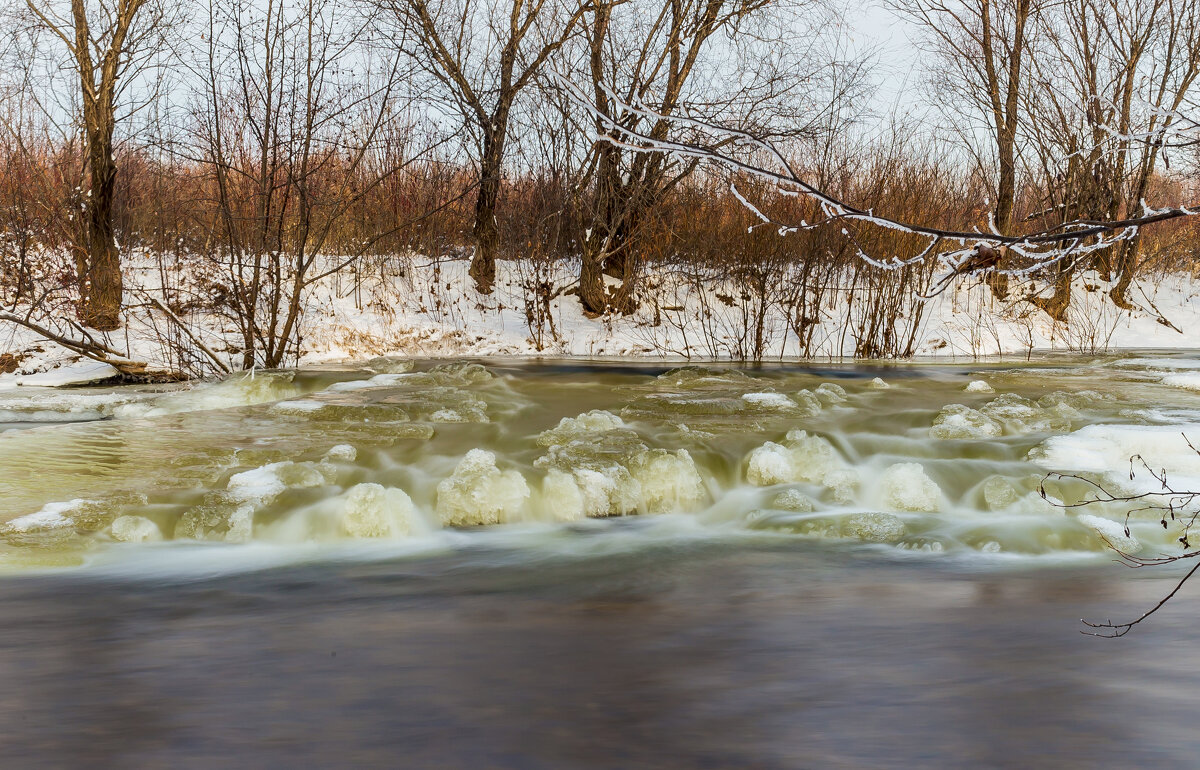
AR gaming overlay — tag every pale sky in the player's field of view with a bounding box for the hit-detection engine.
[841,1,924,116]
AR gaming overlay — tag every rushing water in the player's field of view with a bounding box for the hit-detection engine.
[3,354,1200,765]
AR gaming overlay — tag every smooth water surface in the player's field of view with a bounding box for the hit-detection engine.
[2,353,1200,766]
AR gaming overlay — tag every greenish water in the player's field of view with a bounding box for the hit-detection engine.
[1,353,1198,571]
[2,354,1200,765]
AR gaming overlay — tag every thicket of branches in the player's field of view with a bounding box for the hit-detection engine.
[0,0,1198,373]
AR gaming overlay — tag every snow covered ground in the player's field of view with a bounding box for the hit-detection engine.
[2,252,1199,385]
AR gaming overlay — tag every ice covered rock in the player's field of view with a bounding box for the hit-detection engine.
[815,382,848,404]
[1078,514,1142,554]
[110,515,163,543]
[930,404,1002,439]
[3,500,87,532]
[965,380,994,393]
[541,469,588,521]
[364,356,415,374]
[741,392,800,412]
[792,389,823,416]
[745,430,855,501]
[842,512,906,543]
[981,476,1021,510]
[981,393,1072,433]
[323,444,358,462]
[537,410,626,447]
[878,463,941,512]
[630,449,707,513]
[772,488,815,512]
[115,371,301,418]
[436,449,530,526]
[337,483,416,538]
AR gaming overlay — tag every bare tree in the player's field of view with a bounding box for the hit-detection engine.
[891,0,1044,236]
[378,0,588,293]
[20,0,171,330]
[889,0,1047,304]
[1026,0,1200,312]
[189,0,431,369]
[565,0,840,315]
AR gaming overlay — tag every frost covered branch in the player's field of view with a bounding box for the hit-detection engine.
[560,76,1200,297]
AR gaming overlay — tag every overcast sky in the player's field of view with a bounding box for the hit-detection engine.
[840,1,925,116]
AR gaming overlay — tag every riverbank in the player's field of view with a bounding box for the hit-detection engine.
[2,255,1197,386]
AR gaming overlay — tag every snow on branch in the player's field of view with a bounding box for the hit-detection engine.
[557,74,1200,298]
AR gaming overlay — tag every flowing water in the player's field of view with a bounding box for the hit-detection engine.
[3,354,1200,765]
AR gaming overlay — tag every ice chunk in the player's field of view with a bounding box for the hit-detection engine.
[981,394,1072,433]
[177,460,333,542]
[772,488,814,512]
[1032,424,1200,494]
[436,449,530,526]
[965,380,994,393]
[337,483,416,538]
[227,461,329,505]
[585,466,639,516]
[878,463,941,512]
[869,377,890,389]
[1078,514,1141,554]
[823,469,860,503]
[110,515,163,543]
[842,512,906,543]
[364,356,415,374]
[541,469,587,521]
[114,371,300,418]
[4,500,86,532]
[741,392,799,411]
[17,360,119,387]
[1162,373,1200,391]
[745,430,839,486]
[815,382,848,403]
[630,449,707,513]
[536,410,626,447]
[745,442,796,486]
[745,430,852,501]
[982,476,1021,510]
[272,399,326,414]
[323,444,357,462]
[930,404,1002,439]
[793,389,823,416]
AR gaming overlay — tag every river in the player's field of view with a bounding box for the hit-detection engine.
[1,354,1199,766]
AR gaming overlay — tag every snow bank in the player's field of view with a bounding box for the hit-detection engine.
[6,258,1200,378]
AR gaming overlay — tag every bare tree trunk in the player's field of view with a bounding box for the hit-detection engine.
[578,247,609,315]
[83,135,122,330]
[1030,263,1072,323]
[469,124,505,293]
